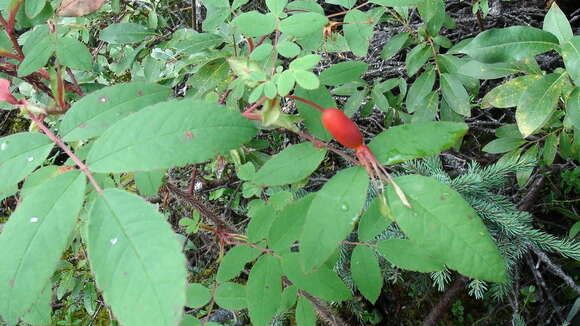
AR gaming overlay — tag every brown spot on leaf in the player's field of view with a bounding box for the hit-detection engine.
[8,279,14,287]
[136,90,144,96]
[467,215,474,220]
[79,123,87,128]
[439,195,446,200]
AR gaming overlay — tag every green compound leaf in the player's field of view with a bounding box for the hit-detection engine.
[232,11,277,37]
[87,189,187,326]
[253,142,327,186]
[386,175,507,282]
[279,12,328,37]
[460,26,558,63]
[351,245,382,303]
[0,172,85,324]
[87,100,257,173]
[61,82,171,141]
[281,253,351,302]
[482,74,542,108]
[217,245,262,282]
[300,167,369,272]
[377,239,445,273]
[186,283,211,309]
[368,121,468,165]
[516,73,566,137]
[246,255,282,326]
[215,282,247,310]
[319,61,368,86]
[0,132,53,192]
[344,9,375,57]
[295,296,316,326]
[99,23,155,44]
[56,37,93,71]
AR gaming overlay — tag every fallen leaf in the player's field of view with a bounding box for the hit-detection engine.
[57,0,107,17]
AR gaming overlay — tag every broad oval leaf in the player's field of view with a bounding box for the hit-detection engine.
[319,61,368,86]
[281,253,351,302]
[460,26,559,63]
[405,43,431,76]
[386,175,507,282]
[295,296,316,326]
[60,82,172,141]
[86,100,257,173]
[381,32,410,60]
[440,73,471,116]
[216,245,262,282]
[246,255,282,326]
[377,239,445,273]
[215,282,247,310]
[253,143,327,186]
[406,68,436,113]
[482,74,542,108]
[300,167,369,272]
[17,38,54,77]
[543,3,573,44]
[279,12,328,37]
[56,37,93,71]
[357,196,391,242]
[268,194,314,253]
[0,132,53,190]
[516,73,566,137]
[351,245,382,303]
[232,11,276,37]
[483,138,525,154]
[87,189,187,326]
[100,23,155,44]
[0,171,85,324]
[562,36,580,86]
[344,10,374,57]
[186,283,211,308]
[368,121,468,165]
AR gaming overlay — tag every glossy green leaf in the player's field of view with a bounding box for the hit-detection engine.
[300,167,369,272]
[441,73,471,116]
[246,255,282,326]
[406,43,431,76]
[186,283,211,308]
[377,239,445,272]
[543,2,573,44]
[253,143,327,186]
[459,60,521,80]
[482,74,542,108]
[281,253,351,301]
[87,100,257,172]
[99,23,155,44]
[296,296,316,326]
[294,70,320,90]
[56,37,93,71]
[351,245,382,303]
[279,12,328,37]
[406,68,436,113]
[567,88,580,130]
[460,26,558,63]
[358,196,391,242]
[215,282,247,310]
[516,73,566,137]
[344,10,374,57]
[268,194,314,252]
[0,132,53,188]
[232,11,277,37]
[134,170,165,196]
[483,138,525,154]
[368,121,468,165]
[0,172,85,324]
[216,245,261,282]
[60,82,171,141]
[319,61,368,86]
[386,175,507,282]
[17,37,54,76]
[87,189,187,326]
[25,0,46,18]
[381,32,410,60]
[562,36,580,86]
[294,86,334,141]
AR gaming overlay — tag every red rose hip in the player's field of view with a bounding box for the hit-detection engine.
[321,108,363,149]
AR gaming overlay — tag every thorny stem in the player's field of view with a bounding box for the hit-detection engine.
[66,67,84,97]
[242,96,268,119]
[27,112,104,195]
[285,94,325,112]
[295,129,358,165]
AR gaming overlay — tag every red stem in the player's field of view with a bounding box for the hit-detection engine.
[0,1,25,60]
[286,94,326,112]
[241,96,268,119]
[27,112,104,195]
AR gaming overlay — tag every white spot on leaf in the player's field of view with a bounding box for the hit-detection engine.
[0,142,6,151]
[110,238,118,245]
[27,157,34,162]
[30,217,39,223]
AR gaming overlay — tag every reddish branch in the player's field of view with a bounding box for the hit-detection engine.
[0,1,25,59]
[27,112,103,195]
